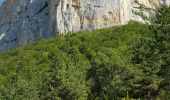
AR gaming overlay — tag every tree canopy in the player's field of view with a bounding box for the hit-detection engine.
[0,5,170,100]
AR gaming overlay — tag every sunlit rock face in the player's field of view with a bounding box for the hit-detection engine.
[0,0,169,51]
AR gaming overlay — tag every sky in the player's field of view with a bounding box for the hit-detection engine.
[0,0,5,4]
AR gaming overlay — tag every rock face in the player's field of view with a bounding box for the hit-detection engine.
[0,0,169,51]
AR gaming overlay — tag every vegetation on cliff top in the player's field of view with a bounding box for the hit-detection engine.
[0,6,169,100]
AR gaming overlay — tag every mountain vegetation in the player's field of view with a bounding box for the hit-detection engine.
[0,6,169,100]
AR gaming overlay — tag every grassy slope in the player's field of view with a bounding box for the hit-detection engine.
[0,21,150,99]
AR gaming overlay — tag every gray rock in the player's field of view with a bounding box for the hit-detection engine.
[0,0,169,51]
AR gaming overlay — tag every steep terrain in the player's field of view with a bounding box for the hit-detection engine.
[0,0,169,51]
[0,21,169,99]
[0,22,152,99]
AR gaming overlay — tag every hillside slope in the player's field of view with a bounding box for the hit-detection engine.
[0,21,169,99]
[0,22,145,99]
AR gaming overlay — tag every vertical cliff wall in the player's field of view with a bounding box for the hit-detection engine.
[0,0,169,51]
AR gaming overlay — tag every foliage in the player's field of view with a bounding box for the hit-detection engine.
[0,5,169,99]
[130,5,170,99]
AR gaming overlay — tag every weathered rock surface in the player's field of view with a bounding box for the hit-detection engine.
[0,0,169,51]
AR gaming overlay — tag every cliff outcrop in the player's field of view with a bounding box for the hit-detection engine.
[0,0,169,50]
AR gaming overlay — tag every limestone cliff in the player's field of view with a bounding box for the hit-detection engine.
[0,0,169,51]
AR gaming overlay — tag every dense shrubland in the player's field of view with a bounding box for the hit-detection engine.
[0,6,169,100]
